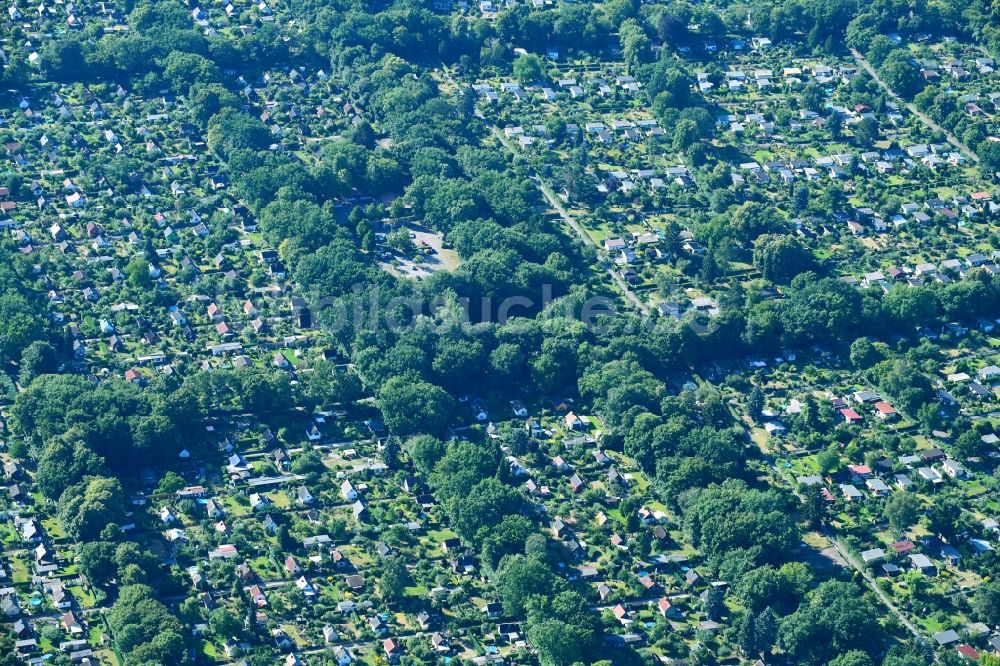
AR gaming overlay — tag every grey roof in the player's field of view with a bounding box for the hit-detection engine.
[933,629,959,645]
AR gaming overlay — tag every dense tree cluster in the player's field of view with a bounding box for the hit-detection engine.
[494,554,601,666]
[743,270,1000,354]
[778,581,882,665]
[10,0,1000,663]
[681,480,800,562]
[108,584,186,665]
[57,476,126,541]
[12,375,205,487]
[0,247,50,375]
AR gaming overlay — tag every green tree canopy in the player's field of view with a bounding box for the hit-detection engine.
[681,480,799,562]
[778,581,881,665]
[57,476,125,541]
[753,234,814,283]
[883,491,921,534]
[513,53,547,84]
[108,584,185,663]
[878,51,924,98]
[377,375,454,436]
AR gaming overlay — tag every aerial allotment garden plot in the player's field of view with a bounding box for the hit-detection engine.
[462,38,1000,330]
[1,0,1000,665]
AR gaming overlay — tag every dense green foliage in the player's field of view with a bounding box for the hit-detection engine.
[3,0,999,663]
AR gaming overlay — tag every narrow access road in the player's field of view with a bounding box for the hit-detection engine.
[775,459,923,640]
[489,127,651,315]
[441,65,649,314]
[437,66,650,315]
[829,536,922,639]
[850,48,979,164]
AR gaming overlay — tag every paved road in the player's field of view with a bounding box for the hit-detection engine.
[850,49,979,164]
